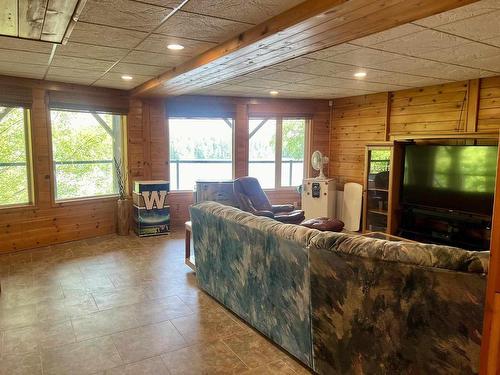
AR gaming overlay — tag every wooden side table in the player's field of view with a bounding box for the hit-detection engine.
[185,221,195,270]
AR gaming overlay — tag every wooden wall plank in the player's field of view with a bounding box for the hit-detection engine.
[330,93,387,187]
[466,79,480,133]
[478,76,500,133]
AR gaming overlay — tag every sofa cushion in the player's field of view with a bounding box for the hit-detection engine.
[301,217,344,232]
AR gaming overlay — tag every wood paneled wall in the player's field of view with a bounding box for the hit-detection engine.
[478,77,500,133]
[0,80,128,253]
[329,93,388,186]
[329,77,500,187]
[162,95,331,227]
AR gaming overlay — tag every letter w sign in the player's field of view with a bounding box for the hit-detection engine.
[141,191,167,210]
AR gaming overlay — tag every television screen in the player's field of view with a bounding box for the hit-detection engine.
[402,145,498,216]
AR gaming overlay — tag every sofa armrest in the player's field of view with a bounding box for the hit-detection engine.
[254,210,275,218]
[271,204,295,213]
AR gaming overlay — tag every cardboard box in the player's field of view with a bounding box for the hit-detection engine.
[133,180,170,237]
[133,206,170,237]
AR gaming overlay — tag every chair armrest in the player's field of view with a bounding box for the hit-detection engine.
[236,193,274,218]
[271,204,295,213]
[254,210,275,218]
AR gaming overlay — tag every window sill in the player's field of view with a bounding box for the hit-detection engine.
[0,203,36,213]
[53,194,120,207]
[264,187,300,192]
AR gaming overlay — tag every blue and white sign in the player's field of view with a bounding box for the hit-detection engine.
[133,180,170,237]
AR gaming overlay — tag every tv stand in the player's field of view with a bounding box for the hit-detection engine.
[399,205,492,251]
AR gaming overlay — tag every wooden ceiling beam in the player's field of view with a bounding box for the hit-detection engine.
[131,0,479,98]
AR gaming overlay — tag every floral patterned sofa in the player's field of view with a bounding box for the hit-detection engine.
[189,202,489,375]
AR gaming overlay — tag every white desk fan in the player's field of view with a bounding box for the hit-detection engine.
[311,150,329,179]
[302,150,335,219]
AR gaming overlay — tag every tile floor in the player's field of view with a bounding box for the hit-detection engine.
[0,232,312,375]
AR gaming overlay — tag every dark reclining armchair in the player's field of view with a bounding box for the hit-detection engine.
[233,177,305,224]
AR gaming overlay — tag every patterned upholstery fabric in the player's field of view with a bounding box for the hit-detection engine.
[189,201,317,366]
[190,202,489,374]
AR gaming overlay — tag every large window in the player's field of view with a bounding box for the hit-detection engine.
[50,110,125,201]
[0,106,32,206]
[169,118,234,190]
[249,117,307,189]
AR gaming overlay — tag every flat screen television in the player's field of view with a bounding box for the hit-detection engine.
[402,145,498,216]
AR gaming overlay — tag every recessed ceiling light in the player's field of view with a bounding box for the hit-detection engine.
[354,71,367,78]
[121,75,133,81]
[167,44,184,50]
[270,90,279,96]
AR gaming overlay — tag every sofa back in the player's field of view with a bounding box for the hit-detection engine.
[190,201,318,366]
[309,232,489,375]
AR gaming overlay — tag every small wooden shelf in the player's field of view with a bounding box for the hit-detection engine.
[368,209,388,216]
[367,188,389,192]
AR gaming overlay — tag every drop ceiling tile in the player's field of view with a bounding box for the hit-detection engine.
[277,83,339,93]
[109,63,166,76]
[51,55,115,72]
[0,61,47,79]
[324,48,402,67]
[80,0,172,33]
[123,50,186,67]
[299,76,408,92]
[306,44,360,61]
[370,29,469,56]
[93,73,153,89]
[182,0,304,24]
[483,35,500,48]
[272,57,311,71]
[243,67,281,78]
[381,57,483,80]
[220,76,254,85]
[0,36,53,54]
[235,78,290,89]
[45,75,97,85]
[287,60,353,76]
[455,53,500,72]
[156,11,251,43]
[137,0,185,6]
[319,65,449,87]
[333,80,408,92]
[69,22,147,49]
[46,66,105,81]
[435,11,500,42]
[419,41,500,66]
[56,42,129,62]
[352,24,425,47]
[136,34,217,55]
[0,49,50,65]
[368,73,451,88]
[413,0,500,28]
[260,70,319,83]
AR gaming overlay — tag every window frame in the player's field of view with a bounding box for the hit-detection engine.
[0,106,35,210]
[48,108,127,204]
[168,116,235,192]
[248,116,310,190]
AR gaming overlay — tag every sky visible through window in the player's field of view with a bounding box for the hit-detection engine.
[169,118,233,190]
